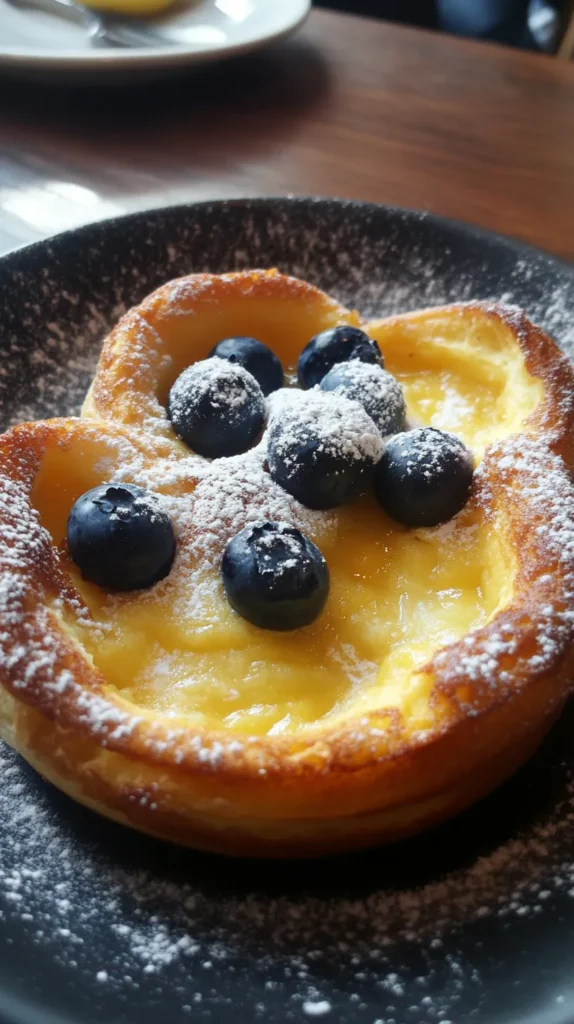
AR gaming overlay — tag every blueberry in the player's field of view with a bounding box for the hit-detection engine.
[167,357,265,458]
[374,428,474,527]
[320,362,406,436]
[267,390,383,509]
[67,483,175,591]
[221,521,329,630]
[297,325,383,389]
[209,336,284,396]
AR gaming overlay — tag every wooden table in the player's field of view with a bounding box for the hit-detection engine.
[1,8,573,259]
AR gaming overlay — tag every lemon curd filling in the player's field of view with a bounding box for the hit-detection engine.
[33,313,541,738]
[370,309,542,454]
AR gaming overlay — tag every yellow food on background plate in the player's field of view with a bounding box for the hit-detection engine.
[0,269,573,858]
[82,0,176,15]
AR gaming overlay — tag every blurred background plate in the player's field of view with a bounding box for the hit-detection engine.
[1,198,574,1024]
[0,0,309,79]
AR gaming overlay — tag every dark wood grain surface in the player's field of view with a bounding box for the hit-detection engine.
[0,9,573,259]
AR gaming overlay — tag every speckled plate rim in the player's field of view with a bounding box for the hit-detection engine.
[1,194,572,278]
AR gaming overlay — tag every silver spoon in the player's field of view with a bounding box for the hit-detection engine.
[6,0,171,47]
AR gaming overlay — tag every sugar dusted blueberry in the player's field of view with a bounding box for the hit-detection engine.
[297,325,383,389]
[266,390,383,510]
[320,361,406,437]
[209,336,284,396]
[221,521,329,630]
[374,427,474,527]
[167,357,265,458]
[67,483,175,591]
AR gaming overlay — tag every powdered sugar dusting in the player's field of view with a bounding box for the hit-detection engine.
[168,356,264,420]
[385,427,470,478]
[186,443,335,572]
[268,389,383,468]
[303,999,332,1016]
[0,448,142,743]
[433,433,574,696]
[321,360,406,437]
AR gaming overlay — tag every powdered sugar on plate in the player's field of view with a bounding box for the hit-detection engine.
[2,713,574,1023]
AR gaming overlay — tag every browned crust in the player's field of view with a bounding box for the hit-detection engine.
[0,275,573,856]
[2,686,563,858]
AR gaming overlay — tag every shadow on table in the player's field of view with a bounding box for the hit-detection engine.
[0,37,332,161]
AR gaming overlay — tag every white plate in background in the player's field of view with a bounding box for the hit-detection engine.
[0,0,309,77]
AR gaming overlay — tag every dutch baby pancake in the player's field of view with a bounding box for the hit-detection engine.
[0,269,573,858]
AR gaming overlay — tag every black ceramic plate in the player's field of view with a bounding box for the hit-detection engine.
[1,198,574,1024]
